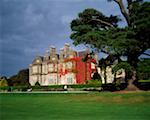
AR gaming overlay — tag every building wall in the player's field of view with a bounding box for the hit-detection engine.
[29,44,97,86]
[97,65,126,84]
[29,46,126,86]
[76,60,86,84]
[29,75,38,86]
[46,73,58,85]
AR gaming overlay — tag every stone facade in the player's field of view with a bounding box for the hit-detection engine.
[29,44,97,86]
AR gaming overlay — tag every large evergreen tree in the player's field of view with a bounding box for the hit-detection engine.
[70,0,150,90]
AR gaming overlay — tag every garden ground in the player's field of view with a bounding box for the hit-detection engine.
[0,91,150,120]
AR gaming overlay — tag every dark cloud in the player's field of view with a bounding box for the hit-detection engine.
[0,0,127,77]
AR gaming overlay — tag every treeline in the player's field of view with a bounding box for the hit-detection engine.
[0,68,29,87]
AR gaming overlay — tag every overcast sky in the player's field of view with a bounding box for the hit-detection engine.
[0,0,148,77]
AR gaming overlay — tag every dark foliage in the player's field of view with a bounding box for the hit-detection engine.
[9,69,29,86]
[137,58,150,80]
[70,1,150,90]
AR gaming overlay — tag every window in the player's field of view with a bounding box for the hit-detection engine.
[66,62,72,69]
[49,78,53,84]
[69,55,74,58]
[36,60,40,63]
[33,76,38,81]
[48,64,53,72]
[32,66,38,73]
[49,78,56,84]
[67,77,73,84]
[42,65,47,73]
[91,63,95,69]
[52,57,55,61]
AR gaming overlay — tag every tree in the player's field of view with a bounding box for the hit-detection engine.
[137,58,150,80]
[98,55,117,84]
[9,69,29,86]
[35,81,41,86]
[92,70,101,80]
[112,61,132,88]
[70,1,150,90]
[0,76,8,86]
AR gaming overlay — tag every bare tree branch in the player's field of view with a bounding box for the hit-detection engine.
[114,0,131,26]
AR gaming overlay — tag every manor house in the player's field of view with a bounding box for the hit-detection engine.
[29,43,97,86]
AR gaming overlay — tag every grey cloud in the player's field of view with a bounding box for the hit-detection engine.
[0,0,125,76]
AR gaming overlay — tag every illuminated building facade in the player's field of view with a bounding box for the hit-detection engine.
[29,43,97,86]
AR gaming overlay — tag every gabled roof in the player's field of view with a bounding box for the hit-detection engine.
[32,56,43,65]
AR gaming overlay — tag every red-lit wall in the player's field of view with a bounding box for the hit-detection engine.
[76,59,86,84]
[76,58,95,84]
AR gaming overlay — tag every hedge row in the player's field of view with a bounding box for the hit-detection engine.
[0,84,101,91]
[0,80,149,91]
[136,80,150,91]
[0,86,29,91]
[32,84,101,91]
[138,80,150,83]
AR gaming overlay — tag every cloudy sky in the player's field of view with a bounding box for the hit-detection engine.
[0,0,147,77]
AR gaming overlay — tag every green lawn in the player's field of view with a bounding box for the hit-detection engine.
[0,92,150,120]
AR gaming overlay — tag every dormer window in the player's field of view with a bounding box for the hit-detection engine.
[66,62,72,69]
[32,66,38,73]
[36,60,40,63]
[52,57,55,61]
[69,55,74,58]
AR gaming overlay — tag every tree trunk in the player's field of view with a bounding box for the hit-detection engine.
[104,68,107,84]
[113,72,117,83]
[125,52,141,91]
[126,69,139,91]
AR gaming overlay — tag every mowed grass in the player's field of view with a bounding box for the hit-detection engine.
[0,92,150,120]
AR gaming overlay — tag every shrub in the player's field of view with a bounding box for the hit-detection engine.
[0,86,9,91]
[31,85,64,91]
[102,83,127,91]
[0,79,8,86]
[68,83,101,89]
[86,79,102,85]
[136,80,150,90]
[138,80,150,83]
